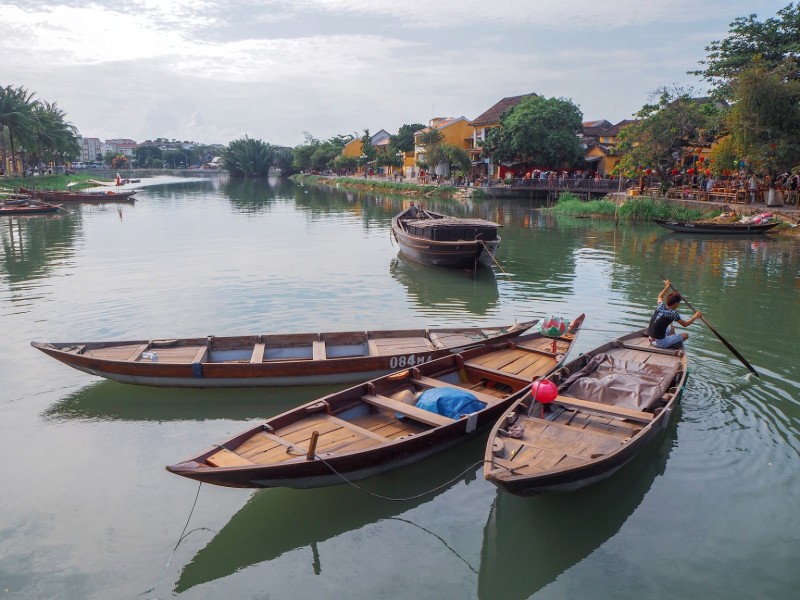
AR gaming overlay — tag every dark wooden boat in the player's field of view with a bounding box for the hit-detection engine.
[0,202,61,215]
[483,329,687,495]
[391,207,501,269]
[20,187,137,202]
[653,218,779,234]
[31,321,536,388]
[166,315,585,488]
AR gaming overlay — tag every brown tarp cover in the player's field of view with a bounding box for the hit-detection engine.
[558,354,679,411]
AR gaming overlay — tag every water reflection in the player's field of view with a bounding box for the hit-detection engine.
[0,212,81,284]
[477,413,677,599]
[41,380,337,423]
[174,436,486,593]
[389,255,499,316]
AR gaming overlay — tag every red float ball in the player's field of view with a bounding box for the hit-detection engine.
[531,379,558,404]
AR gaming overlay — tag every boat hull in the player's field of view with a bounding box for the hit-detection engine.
[654,218,779,234]
[32,322,534,388]
[166,317,585,489]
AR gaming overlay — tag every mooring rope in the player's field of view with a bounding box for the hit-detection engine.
[312,455,515,502]
[142,482,216,599]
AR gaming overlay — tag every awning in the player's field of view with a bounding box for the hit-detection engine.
[585,156,602,163]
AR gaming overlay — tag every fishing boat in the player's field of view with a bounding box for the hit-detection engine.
[19,187,137,202]
[166,315,585,488]
[653,218,779,234]
[483,329,687,495]
[31,321,537,388]
[0,202,61,215]
[391,207,501,269]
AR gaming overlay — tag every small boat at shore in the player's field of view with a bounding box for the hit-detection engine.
[653,218,779,234]
[166,315,584,488]
[31,321,536,388]
[20,187,137,202]
[391,207,501,269]
[484,329,687,495]
[0,202,61,215]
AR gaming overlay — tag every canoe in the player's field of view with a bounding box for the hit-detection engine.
[483,329,687,495]
[19,187,137,202]
[391,207,501,269]
[31,321,537,388]
[166,315,585,488]
[653,218,779,234]
[0,202,61,215]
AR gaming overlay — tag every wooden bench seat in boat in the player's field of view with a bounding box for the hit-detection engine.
[362,394,454,427]
[553,395,654,423]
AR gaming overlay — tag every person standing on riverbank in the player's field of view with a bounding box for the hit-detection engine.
[749,174,759,204]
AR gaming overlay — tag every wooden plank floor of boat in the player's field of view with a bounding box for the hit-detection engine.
[368,337,434,356]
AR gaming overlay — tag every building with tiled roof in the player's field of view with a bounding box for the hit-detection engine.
[413,117,472,175]
[469,93,538,178]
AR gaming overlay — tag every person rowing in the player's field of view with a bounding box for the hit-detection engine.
[647,279,702,349]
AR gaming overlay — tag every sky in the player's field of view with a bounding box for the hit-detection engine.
[1,0,792,148]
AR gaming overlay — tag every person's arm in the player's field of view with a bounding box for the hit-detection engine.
[657,279,671,303]
[677,311,702,327]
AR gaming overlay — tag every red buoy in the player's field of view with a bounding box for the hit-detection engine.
[531,379,557,404]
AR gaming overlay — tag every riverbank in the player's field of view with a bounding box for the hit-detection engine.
[291,173,481,200]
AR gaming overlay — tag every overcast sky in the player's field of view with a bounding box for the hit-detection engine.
[2,0,790,147]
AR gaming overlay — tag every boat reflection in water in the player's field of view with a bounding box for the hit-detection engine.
[478,412,677,599]
[389,255,499,316]
[174,436,486,594]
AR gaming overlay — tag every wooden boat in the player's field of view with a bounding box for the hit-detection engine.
[483,329,687,495]
[31,321,537,388]
[653,218,779,234]
[166,315,585,488]
[19,187,137,202]
[0,202,61,215]
[391,207,501,269]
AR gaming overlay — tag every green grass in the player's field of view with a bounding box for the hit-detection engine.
[291,174,459,197]
[552,193,715,222]
[1,173,104,191]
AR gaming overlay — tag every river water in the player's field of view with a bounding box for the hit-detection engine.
[1,175,798,599]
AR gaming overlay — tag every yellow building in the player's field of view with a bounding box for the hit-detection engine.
[413,117,473,176]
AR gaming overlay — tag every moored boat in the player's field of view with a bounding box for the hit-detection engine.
[166,315,585,488]
[31,321,536,388]
[653,218,779,234]
[391,207,501,269]
[20,187,137,202]
[0,202,61,215]
[483,329,687,495]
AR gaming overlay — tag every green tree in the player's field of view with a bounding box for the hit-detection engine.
[30,100,79,172]
[691,3,800,100]
[618,87,719,178]
[390,123,425,153]
[484,96,584,169]
[0,85,36,174]
[425,143,470,178]
[725,61,800,173]
[274,147,296,177]
[222,136,275,178]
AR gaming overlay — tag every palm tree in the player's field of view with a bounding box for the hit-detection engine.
[222,137,275,178]
[31,101,80,172]
[0,85,36,175]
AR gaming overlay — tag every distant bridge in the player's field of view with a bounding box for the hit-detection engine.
[481,177,632,200]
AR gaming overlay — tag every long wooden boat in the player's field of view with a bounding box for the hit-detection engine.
[166,315,585,488]
[483,329,687,495]
[31,321,537,388]
[20,187,137,202]
[653,218,779,234]
[0,202,61,215]
[391,207,501,269]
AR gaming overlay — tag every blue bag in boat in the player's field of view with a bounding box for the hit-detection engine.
[415,387,486,419]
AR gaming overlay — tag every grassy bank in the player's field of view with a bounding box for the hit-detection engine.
[551,193,714,222]
[1,173,104,191]
[291,173,476,198]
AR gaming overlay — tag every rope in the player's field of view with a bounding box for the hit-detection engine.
[312,455,515,502]
[141,482,216,599]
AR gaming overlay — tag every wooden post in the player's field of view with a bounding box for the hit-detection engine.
[306,431,319,460]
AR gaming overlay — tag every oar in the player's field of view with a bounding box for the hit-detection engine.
[661,276,759,378]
